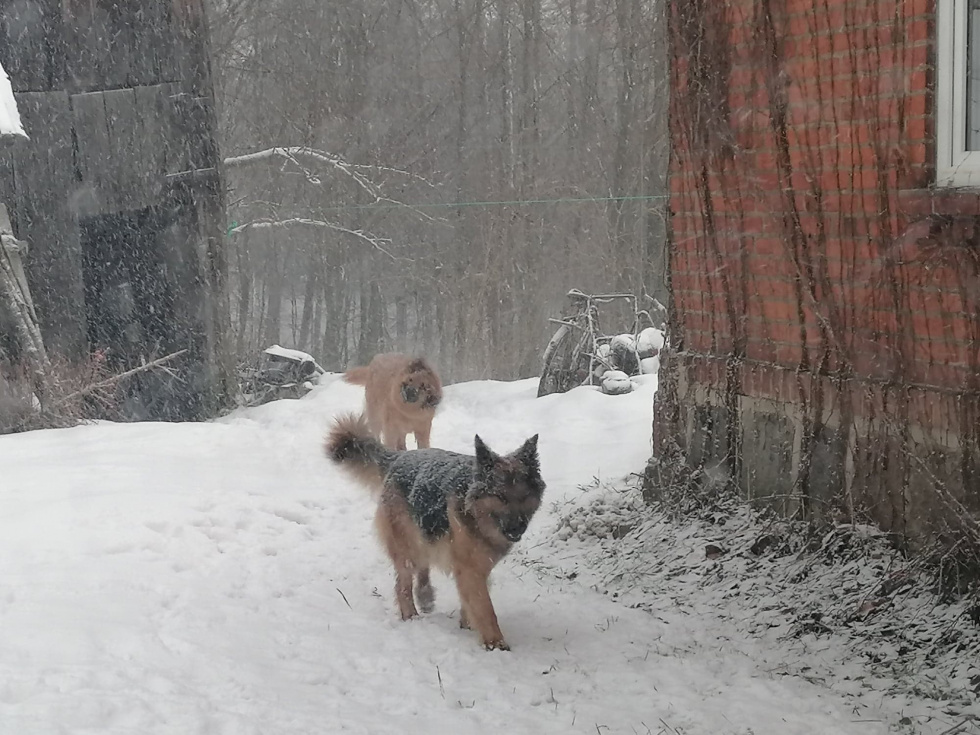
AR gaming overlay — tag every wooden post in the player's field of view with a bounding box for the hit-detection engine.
[0,202,49,406]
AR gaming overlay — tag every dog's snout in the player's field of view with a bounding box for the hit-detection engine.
[401,385,419,403]
[499,516,528,543]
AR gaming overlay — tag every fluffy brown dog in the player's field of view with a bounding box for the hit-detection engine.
[343,353,442,450]
[325,413,544,650]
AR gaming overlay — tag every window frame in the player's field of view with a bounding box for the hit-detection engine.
[937,0,980,187]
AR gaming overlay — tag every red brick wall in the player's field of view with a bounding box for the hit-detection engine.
[658,0,980,540]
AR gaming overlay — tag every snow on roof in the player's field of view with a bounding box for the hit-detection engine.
[0,60,27,138]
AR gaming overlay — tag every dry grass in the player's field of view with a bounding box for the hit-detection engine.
[0,351,120,434]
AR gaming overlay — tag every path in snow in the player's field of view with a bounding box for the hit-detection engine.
[0,375,891,734]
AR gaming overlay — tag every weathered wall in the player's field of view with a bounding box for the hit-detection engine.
[0,0,233,418]
[655,0,980,543]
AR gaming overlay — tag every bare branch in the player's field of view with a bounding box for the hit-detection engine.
[349,162,439,188]
[48,350,189,408]
[224,147,385,201]
[229,218,396,260]
[223,147,443,223]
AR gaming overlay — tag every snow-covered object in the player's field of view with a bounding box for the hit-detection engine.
[608,334,640,376]
[637,326,665,357]
[263,344,324,372]
[239,345,326,406]
[0,61,26,138]
[601,369,633,395]
[610,333,636,352]
[640,355,660,375]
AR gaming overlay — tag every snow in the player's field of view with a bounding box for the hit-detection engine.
[637,327,665,355]
[0,61,26,138]
[600,369,633,395]
[640,355,660,375]
[0,372,929,734]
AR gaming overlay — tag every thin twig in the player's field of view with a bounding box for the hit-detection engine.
[939,717,975,735]
[336,588,352,609]
[229,218,397,261]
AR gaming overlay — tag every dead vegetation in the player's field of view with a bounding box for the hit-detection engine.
[0,349,187,434]
[539,474,980,733]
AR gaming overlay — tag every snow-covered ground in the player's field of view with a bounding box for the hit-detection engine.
[0,373,948,734]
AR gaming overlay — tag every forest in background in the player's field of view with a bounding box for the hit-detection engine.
[210,0,667,381]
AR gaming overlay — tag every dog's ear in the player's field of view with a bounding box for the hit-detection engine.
[408,357,429,373]
[514,434,540,472]
[474,434,497,472]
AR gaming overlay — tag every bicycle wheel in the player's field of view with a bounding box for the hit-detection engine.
[537,324,572,397]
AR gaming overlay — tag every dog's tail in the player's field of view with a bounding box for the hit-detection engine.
[325,413,397,494]
[343,366,369,385]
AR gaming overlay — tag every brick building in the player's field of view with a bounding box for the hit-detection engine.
[654,0,979,542]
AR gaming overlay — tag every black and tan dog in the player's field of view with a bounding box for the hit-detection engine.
[343,353,442,450]
[325,413,544,651]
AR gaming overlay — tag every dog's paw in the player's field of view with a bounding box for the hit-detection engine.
[483,638,510,652]
[416,586,435,614]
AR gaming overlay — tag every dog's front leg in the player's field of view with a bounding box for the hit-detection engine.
[453,567,508,650]
[414,423,431,449]
[395,565,419,620]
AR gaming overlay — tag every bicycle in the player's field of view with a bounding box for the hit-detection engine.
[537,289,663,398]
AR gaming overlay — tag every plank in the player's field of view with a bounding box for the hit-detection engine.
[103,87,143,210]
[64,2,113,93]
[70,90,113,215]
[0,0,65,91]
[134,84,167,202]
[163,86,192,175]
[135,2,179,85]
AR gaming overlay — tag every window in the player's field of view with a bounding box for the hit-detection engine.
[937,0,980,186]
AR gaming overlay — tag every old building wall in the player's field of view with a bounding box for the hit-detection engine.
[0,0,232,419]
[656,0,979,543]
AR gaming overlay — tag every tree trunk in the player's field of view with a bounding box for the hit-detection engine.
[297,248,319,350]
[261,239,283,347]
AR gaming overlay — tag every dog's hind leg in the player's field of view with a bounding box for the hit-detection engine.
[415,568,435,613]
